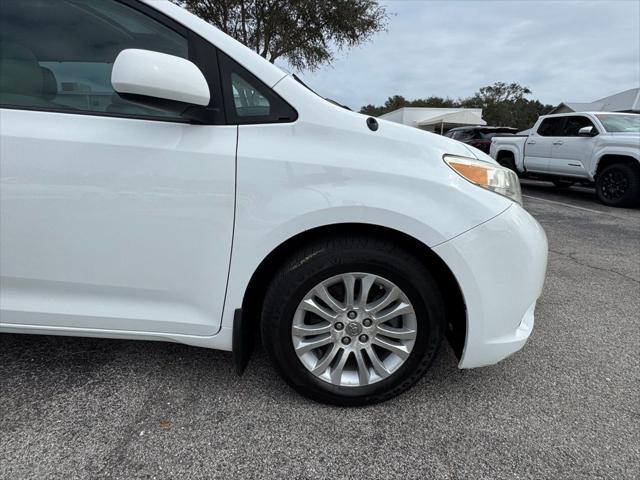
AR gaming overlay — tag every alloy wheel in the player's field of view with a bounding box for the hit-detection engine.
[291,272,417,387]
[600,169,629,201]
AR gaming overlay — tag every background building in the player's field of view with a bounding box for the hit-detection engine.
[549,88,640,114]
[379,107,485,134]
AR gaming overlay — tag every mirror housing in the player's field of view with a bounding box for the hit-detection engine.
[111,49,210,107]
[578,126,597,137]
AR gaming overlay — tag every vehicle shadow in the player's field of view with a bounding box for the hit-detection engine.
[521,180,640,213]
[0,332,473,408]
[520,180,597,203]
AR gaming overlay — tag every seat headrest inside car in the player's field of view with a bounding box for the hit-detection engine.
[40,67,58,100]
[0,43,44,97]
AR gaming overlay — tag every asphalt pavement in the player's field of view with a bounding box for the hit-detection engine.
[1,180,639,480]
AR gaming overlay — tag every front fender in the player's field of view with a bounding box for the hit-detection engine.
[590,147,640,177]
[221,160,511,332]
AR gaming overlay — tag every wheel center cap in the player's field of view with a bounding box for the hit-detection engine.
[346,322,362,336]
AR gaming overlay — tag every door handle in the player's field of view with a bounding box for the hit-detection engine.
[552,140,564,145]
[526,140,536,145]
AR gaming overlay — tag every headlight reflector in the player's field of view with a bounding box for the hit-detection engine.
[444,155,522,205]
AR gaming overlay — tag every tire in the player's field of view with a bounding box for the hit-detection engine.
[497,154,518,174]
[552,179,575,189]
[261,235,445,406]
[595,162,640,207]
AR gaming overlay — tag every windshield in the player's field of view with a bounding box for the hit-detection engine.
[596,114,640,133]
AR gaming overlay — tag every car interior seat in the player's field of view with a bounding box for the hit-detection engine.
[40,66,59,101]
[0,42,52,107]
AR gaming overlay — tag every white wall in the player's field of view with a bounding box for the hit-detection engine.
[380,107,484,128]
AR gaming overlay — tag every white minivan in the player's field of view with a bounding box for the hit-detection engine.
[0,0,547,405]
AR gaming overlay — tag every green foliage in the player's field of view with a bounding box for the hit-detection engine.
[360,82,554,131]
[475,82,532,103]
[174,0,388,71]
[361,95,457,117]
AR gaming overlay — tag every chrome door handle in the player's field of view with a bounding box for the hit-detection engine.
[553,140,564,145]
[526,141,536,145]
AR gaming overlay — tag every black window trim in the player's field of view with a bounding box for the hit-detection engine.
[537,117,566,137]
[561,114,600,137]
[537,115,604,138]
[217,50,298,125]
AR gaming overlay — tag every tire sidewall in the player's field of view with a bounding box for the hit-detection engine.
[263,244,444,404]
[596,163,640,207]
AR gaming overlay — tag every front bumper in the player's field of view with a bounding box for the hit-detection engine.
[433,204,548,368]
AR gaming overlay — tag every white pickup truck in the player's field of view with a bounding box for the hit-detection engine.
[490,112,640,206]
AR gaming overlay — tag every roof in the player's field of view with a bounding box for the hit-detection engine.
[550,88,640,114]
[594,88,640,111]
[563,102,605,112]
[417,110,486,127]
[379,107,485,127]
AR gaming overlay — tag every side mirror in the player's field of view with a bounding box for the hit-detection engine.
[578,126,597,137]
[111,49,210,107]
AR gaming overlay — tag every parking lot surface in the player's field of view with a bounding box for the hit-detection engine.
[1,181,639,480]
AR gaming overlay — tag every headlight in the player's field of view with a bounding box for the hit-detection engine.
[443,154,522,205]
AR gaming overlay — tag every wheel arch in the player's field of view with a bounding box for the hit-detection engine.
[595,154,640,178]
[240,223,467,361]
[495,147,520,172]
[496,148,516,161]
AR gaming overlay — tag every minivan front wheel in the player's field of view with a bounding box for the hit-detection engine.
[261,236,445,406]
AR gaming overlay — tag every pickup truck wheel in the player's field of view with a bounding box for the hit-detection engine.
[596,163,640,207]
[552,179,575,189]
[261,236,445,406]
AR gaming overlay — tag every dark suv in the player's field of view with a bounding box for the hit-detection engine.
[445,126,518,153]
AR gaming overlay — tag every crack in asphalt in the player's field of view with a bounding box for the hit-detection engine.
[549,248,640,285]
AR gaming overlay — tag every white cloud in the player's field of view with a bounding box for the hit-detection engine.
[288,0,640,110]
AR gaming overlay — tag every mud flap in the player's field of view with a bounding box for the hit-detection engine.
[232,308,253,375]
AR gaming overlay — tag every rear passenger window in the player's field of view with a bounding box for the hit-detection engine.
[0,0,188,119]
[537,118,564,136]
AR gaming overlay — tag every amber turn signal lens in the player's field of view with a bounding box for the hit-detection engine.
[443,154,522,205]
[448,162,489,186]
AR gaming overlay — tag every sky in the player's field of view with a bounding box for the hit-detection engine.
[289,0,640,111]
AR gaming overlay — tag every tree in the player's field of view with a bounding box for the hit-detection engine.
[174,0,388,71]
[360,95,456,117]
[460,83,551,130]
[360,82,553,131]
[361,95,408,117]
[475,82,532,104]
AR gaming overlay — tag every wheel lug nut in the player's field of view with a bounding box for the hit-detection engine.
[341,337,351,345]
[334,322,344,331]
[363,318,372,327]
[359,334,369,343]
[347,311,357,319]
